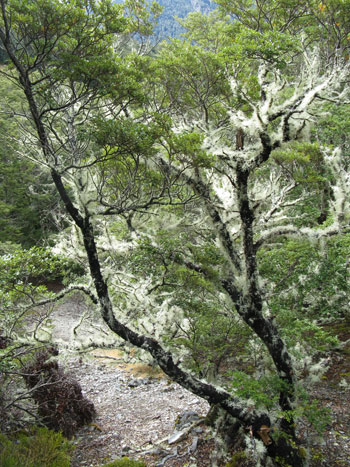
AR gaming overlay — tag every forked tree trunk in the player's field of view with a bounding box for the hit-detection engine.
[71,205,304,466]
[52,167,304,465]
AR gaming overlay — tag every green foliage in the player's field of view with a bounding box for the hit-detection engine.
[230,27,301,69]
[0,340,24,374]
[0,427,72,467]
[259,235,350,325]
[170,131,216,168]
[126,224,254,378]
[226,369,331,434]
[216,0,350,52]
[0,74,59,246]
[0,243,83,339]
[0,0,153,148]
[227,370,288,410]
[272,142,327,185]
[171,300,250,378]
[316,102,350,167]
[299,399,331,435]
[130,223,224,282]
[266,142,332,227]
[156,38,230,122]
[101,457,146,467]
[93,118,162,155]
[258,234,349,364]
[178,9,233,50]
[0,243,83,292]
[5,0,127,80]
[280,385,332,435]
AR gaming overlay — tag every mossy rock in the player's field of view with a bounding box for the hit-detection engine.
[101,457,146,467]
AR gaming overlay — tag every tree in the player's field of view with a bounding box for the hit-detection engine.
[147,0,350,445]
[1,0,350,465]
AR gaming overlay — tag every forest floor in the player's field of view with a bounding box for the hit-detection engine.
[50,293,350,466]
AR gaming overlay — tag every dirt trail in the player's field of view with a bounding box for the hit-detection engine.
[50,294,210,466]
[67,356,209,466]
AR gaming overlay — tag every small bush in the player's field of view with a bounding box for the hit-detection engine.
[23,346,96,438]
[225,451,249,467]
[0,244,85,292]
[0,426,72,467]
[102,457,147,467]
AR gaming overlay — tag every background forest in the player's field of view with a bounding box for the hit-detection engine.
[0,0,350,466]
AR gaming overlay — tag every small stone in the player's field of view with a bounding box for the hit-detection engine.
[142,447,169,456]
[141,377,153,385]
[176,410,201,430]
[163,386,174,392]
[190,436,198,452]
[168,430,186,444]
[192,427,203,434]
[128,379,140,388]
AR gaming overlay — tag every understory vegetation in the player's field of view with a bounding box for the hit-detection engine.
[0,0,350,465]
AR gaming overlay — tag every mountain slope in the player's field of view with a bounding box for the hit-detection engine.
[156,0,218,37]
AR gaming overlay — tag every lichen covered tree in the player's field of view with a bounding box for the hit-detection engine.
[1,0,350,465]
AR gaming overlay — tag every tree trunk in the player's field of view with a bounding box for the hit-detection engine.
[51,168,304,464]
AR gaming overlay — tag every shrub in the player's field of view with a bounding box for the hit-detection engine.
[23,346,96,438]
[225,451,250,467]
[0,426,72,467]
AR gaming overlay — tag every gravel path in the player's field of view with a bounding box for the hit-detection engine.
[50,293,210,465]
[67,356,209,466]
